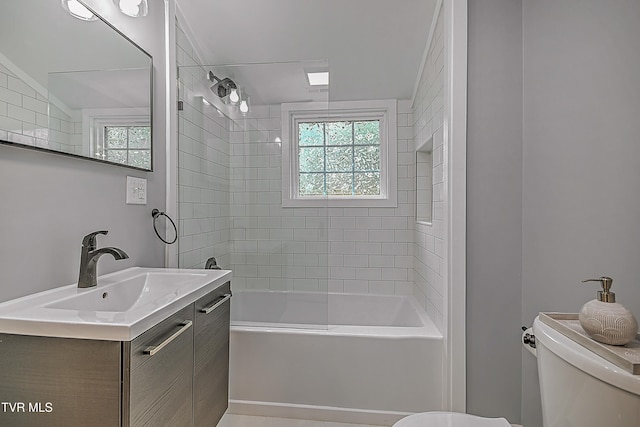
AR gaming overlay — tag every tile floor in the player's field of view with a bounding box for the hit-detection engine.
[218,414,385,427]
[218,414,522,427]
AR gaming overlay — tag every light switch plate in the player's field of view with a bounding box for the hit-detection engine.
[126,176,147,205]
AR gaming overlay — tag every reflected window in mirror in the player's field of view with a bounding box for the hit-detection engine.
[416,135,433,225]
[0,0,153,171]
[102,125,150,168]
[86,110,151,169]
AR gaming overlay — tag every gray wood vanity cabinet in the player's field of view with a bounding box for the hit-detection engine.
[126,304,195,426]
[0,282,231,427]
[194,283,231,427]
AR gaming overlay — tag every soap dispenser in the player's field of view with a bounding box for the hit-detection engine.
[579,276,638,345]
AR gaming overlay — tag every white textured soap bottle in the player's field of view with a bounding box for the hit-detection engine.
[579,276,638,346]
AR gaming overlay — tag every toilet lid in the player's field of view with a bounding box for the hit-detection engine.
[393,412,511,427]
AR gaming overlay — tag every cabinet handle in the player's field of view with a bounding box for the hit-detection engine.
[200,294,231,315]
[143,320,193,356]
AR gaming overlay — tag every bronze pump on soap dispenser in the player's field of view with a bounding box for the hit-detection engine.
[579,276,638,345]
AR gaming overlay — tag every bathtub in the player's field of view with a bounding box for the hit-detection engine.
[228,290,444,425]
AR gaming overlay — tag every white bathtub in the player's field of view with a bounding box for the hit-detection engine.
[228,291,444,425]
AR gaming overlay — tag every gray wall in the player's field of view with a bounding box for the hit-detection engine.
[0,0,168,302]
[468,0,640,426]
[466,0,523,423]
[522,0,640,425]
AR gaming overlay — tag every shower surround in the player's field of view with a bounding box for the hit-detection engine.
[175,19,445,328]
[227,102,418,300]
[175,8,450,419]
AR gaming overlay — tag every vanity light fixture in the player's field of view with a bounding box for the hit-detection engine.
[113,0,148,18]
[61,0,98,21]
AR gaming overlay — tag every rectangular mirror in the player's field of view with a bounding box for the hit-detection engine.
[0,0,153,171]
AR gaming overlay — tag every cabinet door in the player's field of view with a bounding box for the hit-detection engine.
[0,334,121,427]
[194,282,231,427]
[127,305,194,427]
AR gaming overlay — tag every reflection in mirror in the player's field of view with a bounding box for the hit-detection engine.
[0,0,153,171]
[416,135,433,224]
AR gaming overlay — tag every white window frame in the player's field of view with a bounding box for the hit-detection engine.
[82,107,150,160]
[281,100,397,208]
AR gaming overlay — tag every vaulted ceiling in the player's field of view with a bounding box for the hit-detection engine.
[176,0,437,104]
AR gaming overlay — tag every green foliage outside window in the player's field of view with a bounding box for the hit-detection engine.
[104,126,151,169]
[298,120,380,196]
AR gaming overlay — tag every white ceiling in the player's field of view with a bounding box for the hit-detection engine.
[49,68,151,110]
[0,0,151,113]
[176,0,437,105]
[0,0,149,89]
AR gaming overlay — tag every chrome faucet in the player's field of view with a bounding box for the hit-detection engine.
[78,231,129,289]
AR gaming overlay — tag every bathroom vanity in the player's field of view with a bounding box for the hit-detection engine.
[0,268,231,427]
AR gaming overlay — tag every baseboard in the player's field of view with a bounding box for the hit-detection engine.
[228,399,412,426]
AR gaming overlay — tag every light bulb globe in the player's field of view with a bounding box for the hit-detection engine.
[229,88,240,104]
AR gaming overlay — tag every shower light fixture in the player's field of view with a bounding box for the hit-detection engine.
[208,72,239,101]
[207,71,249,113]
[113,0,148,18]
[61,0,98,21]
[239,96,250,115]
[229,87,240,104]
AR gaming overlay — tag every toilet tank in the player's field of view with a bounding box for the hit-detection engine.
[533,316,640,427]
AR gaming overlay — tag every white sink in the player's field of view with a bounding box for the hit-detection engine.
[45,278,147,312]
[46,272,203,312]
[0,267,231,341]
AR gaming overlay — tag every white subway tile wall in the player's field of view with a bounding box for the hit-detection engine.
[228,101,415,296]
[175,20,443,326]
[412,7,445,331]
[0,63,80,153]
[176,23,231,269]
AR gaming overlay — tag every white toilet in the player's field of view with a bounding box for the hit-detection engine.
[393,411,509,426]
[393,315,640,426]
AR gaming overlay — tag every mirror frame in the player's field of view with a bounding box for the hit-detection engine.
[0,0,154,172]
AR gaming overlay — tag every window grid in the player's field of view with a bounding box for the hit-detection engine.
[298,120,381,197]
[103,125,151,168]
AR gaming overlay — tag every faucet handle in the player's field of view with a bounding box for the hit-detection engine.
[82,230,108,248]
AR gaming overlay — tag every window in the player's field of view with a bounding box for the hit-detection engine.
[298,120,381,197]
[282,100,397,207]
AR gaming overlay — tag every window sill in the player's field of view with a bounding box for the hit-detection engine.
[282,196,397,208]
